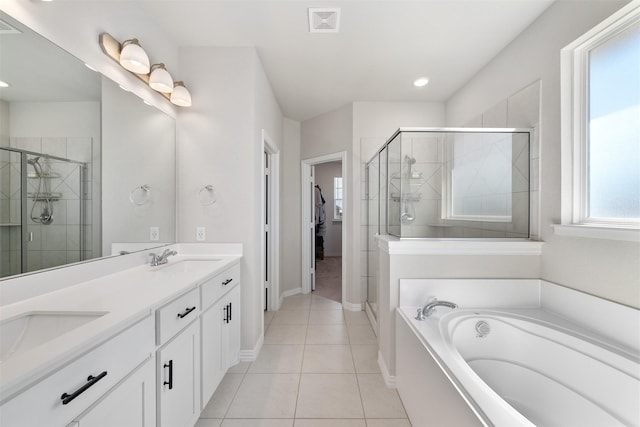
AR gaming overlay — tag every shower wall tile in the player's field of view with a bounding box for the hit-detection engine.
[41,225,67,250]
[67,226,80,251]
[54,201,67,225]
[67,250,81,264]
[42,137,67,158]
[507,81,541,128]
[26,250,42,272]
[12,137,41,153]
[42,250,66,269]
[67,199,80,225]
[482,100,508,127]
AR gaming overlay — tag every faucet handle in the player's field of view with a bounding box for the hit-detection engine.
[415,308,426,321]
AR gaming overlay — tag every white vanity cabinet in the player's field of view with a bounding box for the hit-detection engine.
[0,315,154,427]
[68,358,156,427]
[156,288,201,427]
[200,263,241,409]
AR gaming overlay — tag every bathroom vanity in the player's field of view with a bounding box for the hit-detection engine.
[0,244,242,427]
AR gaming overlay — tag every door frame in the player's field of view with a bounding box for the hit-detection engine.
[301,151,347,305]
[262,130,280,311]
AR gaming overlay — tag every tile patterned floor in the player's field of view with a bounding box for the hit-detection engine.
[196,293,412,427]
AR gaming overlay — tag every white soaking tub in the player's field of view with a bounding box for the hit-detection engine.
[395,279,640,427]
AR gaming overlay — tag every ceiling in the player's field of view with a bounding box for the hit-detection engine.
[0,1,556,122]
[138,0,555,121]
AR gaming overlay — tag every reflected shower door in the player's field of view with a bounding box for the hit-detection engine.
[0,148,23,278]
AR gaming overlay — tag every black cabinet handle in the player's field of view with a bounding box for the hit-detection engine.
[229,302,232,321]
[163,360,173,390]
[222,278,233,286]
[177,306,196,319]
[223,304,229,323]
[61,371,107,405]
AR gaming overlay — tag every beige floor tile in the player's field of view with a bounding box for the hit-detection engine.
[296,374,364,419]
[264,324,307,344]
[347,323,377,345]
[308,309,345,324]
[280,294,312,310]
[227,361,250,374]
[248,345,304,373]
[265,311,276,328]
[295,420,366,427]
[221,420,294,427]
[195,419,223,427]
[200,374,245,418]
[306,324,349,344]
[343,310,372,325]
[357,374,407,419]
[311,295,343,310]
[302,345,354,373]
[351,345,380,373]
[271,310,310,325]
[365,420,412,427]
[226,374,300,418]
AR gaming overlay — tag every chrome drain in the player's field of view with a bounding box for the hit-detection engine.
[475,320,491,338]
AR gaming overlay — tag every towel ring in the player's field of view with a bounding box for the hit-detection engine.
[130,184,151,205]
[198,185,217,206]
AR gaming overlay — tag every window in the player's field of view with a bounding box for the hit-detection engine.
[560,3,640,238]
[333,176,343,220]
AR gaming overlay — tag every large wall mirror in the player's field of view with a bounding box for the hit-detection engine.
[0,11,176,280]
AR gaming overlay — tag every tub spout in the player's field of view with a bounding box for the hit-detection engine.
[421,299,458,318]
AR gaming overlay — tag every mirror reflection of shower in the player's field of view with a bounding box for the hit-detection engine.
[27,156,54,225]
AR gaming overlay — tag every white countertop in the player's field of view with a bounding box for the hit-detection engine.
[0,246,241,403]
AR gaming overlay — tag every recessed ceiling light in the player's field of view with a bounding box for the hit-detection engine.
[0,80,10,88]
[413,77,429,88]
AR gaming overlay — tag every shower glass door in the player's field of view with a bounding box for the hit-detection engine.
[0,147,85,278]
[0,149,23,277]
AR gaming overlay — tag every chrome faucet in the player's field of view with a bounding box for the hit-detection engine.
[416,299,458,320]
[150,248,178,266]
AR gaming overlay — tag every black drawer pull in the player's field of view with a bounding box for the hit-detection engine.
[229,302,232,321]
[61,371,107,405]
[164,360,173,390]
[177,306,196,319]
[222,278,233,286]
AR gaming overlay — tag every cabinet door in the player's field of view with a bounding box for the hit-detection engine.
[157,320,200,427]
[200,299,224,409]
[223,285,241,371]
[73,358,155,427]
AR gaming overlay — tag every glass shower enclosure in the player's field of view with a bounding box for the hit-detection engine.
[365,127,531,319]
[0,148,86,278]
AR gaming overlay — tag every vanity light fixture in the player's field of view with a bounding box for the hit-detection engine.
[148,63,173,93]
[98,32,192,107]
[119,39,150,74]
[413,77,430,87]
[170,81,192,107]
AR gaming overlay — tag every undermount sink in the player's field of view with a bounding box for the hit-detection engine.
[0,311,107,363]
[152,259,222,274]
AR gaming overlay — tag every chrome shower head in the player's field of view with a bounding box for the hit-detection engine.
[27,156,40,165]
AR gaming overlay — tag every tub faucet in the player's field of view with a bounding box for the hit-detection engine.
[150,248,178,266]
[419,299,458,319]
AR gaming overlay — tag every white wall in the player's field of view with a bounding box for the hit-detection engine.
[314,161,342,256]
[282,118,301,296]
[177,46,283,354]
[446,0,639,308]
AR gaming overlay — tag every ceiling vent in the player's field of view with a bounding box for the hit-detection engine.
[0,19,22,35]
[308,8,340,33]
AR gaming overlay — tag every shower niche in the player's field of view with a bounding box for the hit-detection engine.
[0,147,87,278]
[367,128,531,239]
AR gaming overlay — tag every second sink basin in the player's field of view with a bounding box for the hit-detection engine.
[0,311,107,363]
[152,259,222,274]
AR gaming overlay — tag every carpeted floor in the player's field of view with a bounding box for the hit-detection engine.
[314,256,342,303]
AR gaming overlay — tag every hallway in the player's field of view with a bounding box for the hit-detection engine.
[196,293,411,427]
[314,256,342,303]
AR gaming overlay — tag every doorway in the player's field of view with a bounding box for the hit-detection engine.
[301,151,347,306]
[262,130,280,311]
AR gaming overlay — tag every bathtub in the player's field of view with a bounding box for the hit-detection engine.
[395,280,640,427]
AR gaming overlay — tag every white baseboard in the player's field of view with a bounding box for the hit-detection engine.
[378,351,396,388]
[239,333,264,362]
[282,287,302,298]
[342,301,364,311]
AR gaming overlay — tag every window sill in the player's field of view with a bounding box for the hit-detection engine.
[552,224,640,242]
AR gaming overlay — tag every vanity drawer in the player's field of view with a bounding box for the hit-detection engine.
[0,315,154,427]
[156,288,199,345]
[201,263,240,310]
